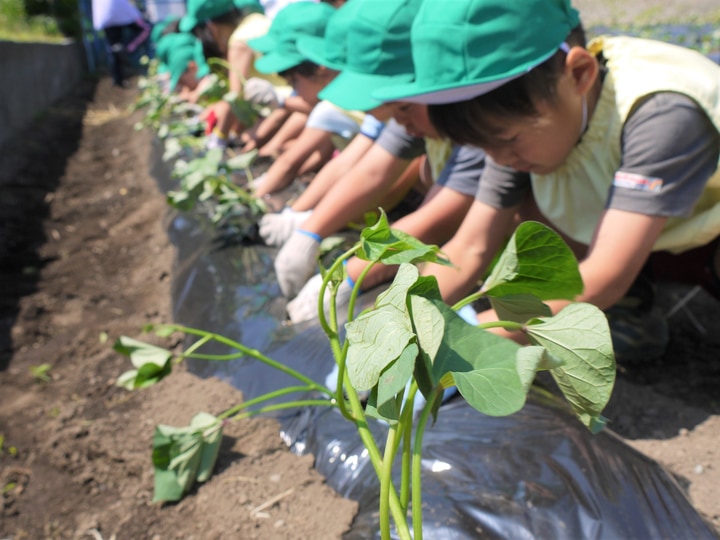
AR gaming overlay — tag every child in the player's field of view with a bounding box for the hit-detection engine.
[180,0,301,149]
[265,0,487,317]
[247,1,367,198]
[155,33,213,99]
[372,0,720,362]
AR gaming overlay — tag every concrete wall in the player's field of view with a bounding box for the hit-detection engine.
[0,40,86,149]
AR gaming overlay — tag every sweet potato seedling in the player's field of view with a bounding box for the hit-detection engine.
[115,216,615,539]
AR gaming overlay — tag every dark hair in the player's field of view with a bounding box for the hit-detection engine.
[279,61,322,80]
[428,25,587,147]
[192,22,224,59]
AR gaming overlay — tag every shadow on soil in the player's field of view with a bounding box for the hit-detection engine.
[0,76,98,371]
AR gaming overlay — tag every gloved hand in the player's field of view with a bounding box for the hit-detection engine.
[286,272,353,324]
[259,207,313,247]
[244,77,281,109]
[274,229,321,298]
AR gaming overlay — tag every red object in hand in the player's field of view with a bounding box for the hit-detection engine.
[205,110,217,135]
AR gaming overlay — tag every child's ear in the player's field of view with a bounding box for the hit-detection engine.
[187,60,199,77]
[565,47,599,96]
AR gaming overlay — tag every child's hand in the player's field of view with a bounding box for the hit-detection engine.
[274,230,321,298]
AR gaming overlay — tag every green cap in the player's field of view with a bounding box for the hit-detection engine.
[150,15,179,44]
[373,0,580,104]
[179,0,263,32]
[295,0,360,71]
[155,32,197,69]
[251,2,336,74]
[311,0,420,112]
[166,37,211,90]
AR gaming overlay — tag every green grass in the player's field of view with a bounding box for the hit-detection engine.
[0,0,67,43]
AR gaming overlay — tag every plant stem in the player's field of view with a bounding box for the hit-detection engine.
[217,385,329,420]
[380,425,402,540]
[478,320,524,332]
[169,325,326,390]
[411,389,441,540]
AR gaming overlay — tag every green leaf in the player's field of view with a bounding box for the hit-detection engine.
[113,337,173,389]
[525,303,615,431]
[373,343,418,423]
[515,346,564,393]
[345,265,420,390]
[428,300,527,416]
[116,369,139,390]
[489,293,552,323]
[356,209,450,266]
[482,221,583,301]
[151,413,223,502]
[190,413,223,483]
[225,149,258,170]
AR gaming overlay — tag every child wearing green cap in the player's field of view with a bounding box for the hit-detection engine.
[180,0,304,150]
[155,33,213,99]
[246,1,370,198]
[257,0,487,324]
[372,0,720,363]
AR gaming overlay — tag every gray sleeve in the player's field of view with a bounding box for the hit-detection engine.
[374,118,426,160]
[436,145,486,197]
[475,157,532,208]
[608,92,720,217]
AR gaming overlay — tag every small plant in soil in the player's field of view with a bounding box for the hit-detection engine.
[115,215,615,539]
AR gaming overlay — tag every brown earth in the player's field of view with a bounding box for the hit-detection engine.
[0,77,356,540]
[1,67,720,540]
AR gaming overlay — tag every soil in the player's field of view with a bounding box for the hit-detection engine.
[2,42,720,540]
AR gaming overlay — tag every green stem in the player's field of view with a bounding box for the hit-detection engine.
[451,290,485,311]
[380,425,401,540]
[398,387,417,511]
[411,389,442,540]
[168,325,327,391]
[226,399,336,419]
[217,385,325,420]
[477,320,524,332]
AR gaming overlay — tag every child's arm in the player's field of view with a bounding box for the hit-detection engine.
[291,132,376,211]
[423,199,518,305]
[254,127,335,197]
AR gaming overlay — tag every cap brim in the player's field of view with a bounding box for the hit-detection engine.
[320,71,414,112]
[372,73,527,105]
[247,33,277,54]
[296,35,345,71]
[254,52,305,74]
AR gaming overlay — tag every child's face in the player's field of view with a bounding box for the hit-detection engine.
[475,53,593,175]
[177,62,200,92]
[285,68,337,107]
[368,103,394,123]
[391,102,439,138]
[479,101,582,174]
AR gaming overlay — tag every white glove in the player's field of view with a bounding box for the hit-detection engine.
[274,230,321,298]
[259,207,313,247]
[287,273,353,324]
[244,77,281,109]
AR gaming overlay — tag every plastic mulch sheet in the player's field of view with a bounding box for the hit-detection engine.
[151,142,719,539]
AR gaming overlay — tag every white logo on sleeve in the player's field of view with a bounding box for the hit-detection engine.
[613,171,664,192]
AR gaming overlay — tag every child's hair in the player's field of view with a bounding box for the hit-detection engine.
[279,61,323,81]
[192,22,224,59]
[428,24,587,147]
